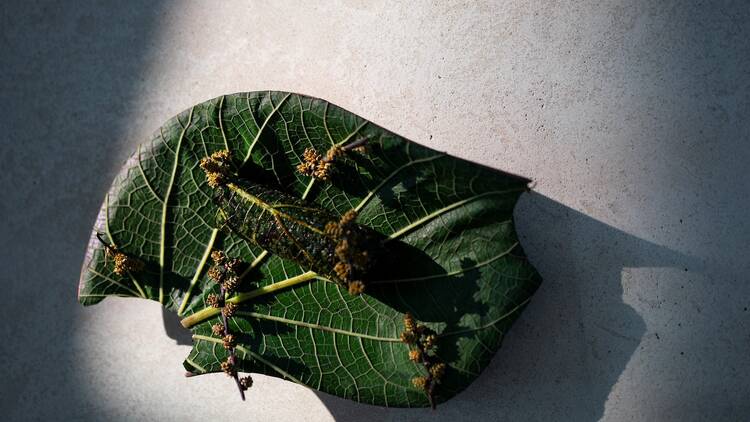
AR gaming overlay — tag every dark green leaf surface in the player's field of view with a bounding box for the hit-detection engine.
[78,91,541,407]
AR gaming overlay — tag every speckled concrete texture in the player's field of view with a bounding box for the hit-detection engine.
[1,1,748,421]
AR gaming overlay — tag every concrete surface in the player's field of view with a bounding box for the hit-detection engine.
[1,1,749,421]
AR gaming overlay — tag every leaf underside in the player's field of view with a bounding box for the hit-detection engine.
[78,91,541,408]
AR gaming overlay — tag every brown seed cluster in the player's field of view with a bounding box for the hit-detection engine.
[347,280,365,295]
[206,293,221,308]
[239,375,253,391]
[222,334,236,350]
[324,209,370,295]
[200,149,233,188]
[401,312,446,408]
[207,248,243,294]
[296,145,347,181]
[222,302,238,318]
[220,359,236,377]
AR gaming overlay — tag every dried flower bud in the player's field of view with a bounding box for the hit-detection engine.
[430,363,446,381]
[424,334,437,350]
[324,221,343,238]
[221,359,235,377]
[348,280,365,295]
[333,261,351,280]
[239,375,253,390]
[222,334,236,350]
[112,252,144,276]
[212,150,231,163]
[223,275,240,292]
[199,156,221,174]
[400,331,417,345]
[313,160,332,180]
[207,172,226,188]
[296,161,314,176]
[207,266,224,283]
[303,148,321,164]
[408,349,422,362]
[211,250,226,265]
[298,148,322,177]
[223,302,238,318]
[201,150,232,188]
[340,209,358,226]
[226,258,242,273]
[412,376,427,390]
[403,313,416,332]
[211,323,224,336]
[206,294,221,308]
[325,145,344,161]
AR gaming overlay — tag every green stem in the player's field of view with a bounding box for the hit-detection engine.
[180,271,318,328]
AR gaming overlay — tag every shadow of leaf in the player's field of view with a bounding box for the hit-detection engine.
[314,192,694,420]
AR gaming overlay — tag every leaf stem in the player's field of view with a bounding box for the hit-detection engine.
[180,271,319,328]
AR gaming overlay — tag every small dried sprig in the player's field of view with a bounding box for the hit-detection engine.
[324,209,373,295]
[209,249,251,402]
[400,312,446,409]
[96,233,144,276]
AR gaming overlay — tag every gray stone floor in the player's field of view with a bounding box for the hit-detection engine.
[1,1,748,421]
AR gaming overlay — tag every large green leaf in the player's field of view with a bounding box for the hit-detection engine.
[78,91,541,407]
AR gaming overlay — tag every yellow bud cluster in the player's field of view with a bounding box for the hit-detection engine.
[112,252,144,276]
[200,150,233,188]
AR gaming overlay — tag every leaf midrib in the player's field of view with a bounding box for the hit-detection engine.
[159,107,194,304]
[236,311,402,342]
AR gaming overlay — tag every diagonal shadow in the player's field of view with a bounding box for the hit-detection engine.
[0,1,167,420]
[314,192,693,421]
